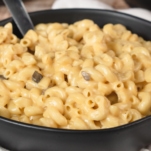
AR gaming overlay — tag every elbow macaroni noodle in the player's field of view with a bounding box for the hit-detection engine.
[0,20,151,129]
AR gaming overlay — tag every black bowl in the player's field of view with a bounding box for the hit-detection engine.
[0,9,151,151]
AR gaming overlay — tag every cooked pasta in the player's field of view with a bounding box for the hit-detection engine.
[0,19,151,129]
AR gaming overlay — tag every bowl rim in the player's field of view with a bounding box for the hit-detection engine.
[0,8,151,133]
[1,115,151,133]
[1,8,151,26]
[31,8,151,22]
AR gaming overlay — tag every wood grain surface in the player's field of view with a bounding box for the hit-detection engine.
[0,0,55,20]
[0,0,129,21]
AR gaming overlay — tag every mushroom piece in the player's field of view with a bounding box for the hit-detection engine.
[32,71,43,83]
[81,71,90,81]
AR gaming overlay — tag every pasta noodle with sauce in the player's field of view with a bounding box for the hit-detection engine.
[0,20,151,129]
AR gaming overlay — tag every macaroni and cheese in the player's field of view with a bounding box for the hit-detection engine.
[0,19,151,129]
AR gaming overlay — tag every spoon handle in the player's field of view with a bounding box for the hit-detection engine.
[3,0,34,36]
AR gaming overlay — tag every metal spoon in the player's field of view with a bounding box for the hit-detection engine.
[3,0,34,36]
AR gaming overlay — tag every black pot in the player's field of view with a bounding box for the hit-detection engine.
[0,9,151,151]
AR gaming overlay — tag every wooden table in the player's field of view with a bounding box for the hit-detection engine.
[0,0,129,21]
[0,0,55,20]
